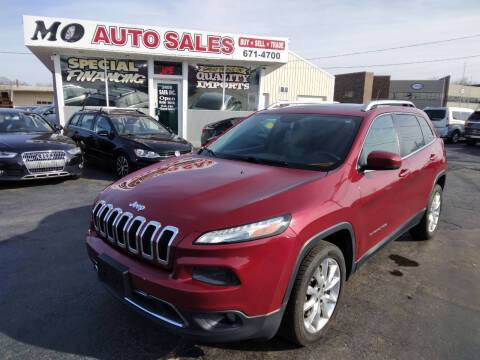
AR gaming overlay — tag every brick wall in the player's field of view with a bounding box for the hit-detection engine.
[334,72,373,104]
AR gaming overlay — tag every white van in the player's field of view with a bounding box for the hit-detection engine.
[423,107,474,143]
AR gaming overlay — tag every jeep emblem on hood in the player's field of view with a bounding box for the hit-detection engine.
[129,201,145,211]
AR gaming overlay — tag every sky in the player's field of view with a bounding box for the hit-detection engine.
[1,0,480,85]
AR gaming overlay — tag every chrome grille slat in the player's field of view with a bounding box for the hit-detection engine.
[140,221,161,260]
[21,150,66,174]
[114,212,132,248]
[156,226,179,264]
[106,208,122,243]
[126,216,146,254]
[91,202,178,266]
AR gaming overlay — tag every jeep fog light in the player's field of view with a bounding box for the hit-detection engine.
[194,214,291,244]
[193,266,240,286]
[193,312,242,330]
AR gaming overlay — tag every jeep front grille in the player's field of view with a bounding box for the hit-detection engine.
[92,201,178,265]
[22,150,66,174]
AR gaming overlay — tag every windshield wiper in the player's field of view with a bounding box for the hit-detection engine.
[233,156,289,167]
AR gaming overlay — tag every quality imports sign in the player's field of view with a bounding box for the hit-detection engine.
[23,15,288,63]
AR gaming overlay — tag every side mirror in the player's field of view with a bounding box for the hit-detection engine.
[53,124,63,132]
[363,151,402,171]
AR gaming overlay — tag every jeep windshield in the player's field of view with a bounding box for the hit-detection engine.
[0,112,53,133]
[110,116,170,136]
[205,112,362,171]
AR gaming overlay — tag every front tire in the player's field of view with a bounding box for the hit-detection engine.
[410,184,443,240]
[281,241,345,346]
[115,153,131,178]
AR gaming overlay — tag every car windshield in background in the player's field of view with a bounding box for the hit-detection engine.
[110,116,170,136]
[206,113,362,171]
[0,112,52,133]
[424,110,446,121]
[468,111,480,121]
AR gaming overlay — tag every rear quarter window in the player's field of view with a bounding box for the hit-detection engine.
[394,114,425,157]
[416,116,435,143]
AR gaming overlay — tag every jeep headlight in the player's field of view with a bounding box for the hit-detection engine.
[134,148,159,158]
[67,147,81,155]
[194,215,291,244]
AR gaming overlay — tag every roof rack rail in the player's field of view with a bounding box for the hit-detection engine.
[362,100,415,112]
[267,101,339,109]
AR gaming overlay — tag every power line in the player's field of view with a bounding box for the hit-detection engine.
[304,33,480,61]
[0,50,31,55]
[322,54,480,69]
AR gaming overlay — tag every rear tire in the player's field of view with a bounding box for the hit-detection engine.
[114,153,131,178]
[450,130,460,144]
[410,184,443,240]
[280,241,345,346]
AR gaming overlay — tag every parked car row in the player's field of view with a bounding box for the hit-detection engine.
[0,107,194,181]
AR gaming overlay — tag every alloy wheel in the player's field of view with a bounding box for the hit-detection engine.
[116,155,130,177]
[303,257,341,334]
[428,192,441,232]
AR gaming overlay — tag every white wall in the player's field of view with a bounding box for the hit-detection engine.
[262,52,334,106]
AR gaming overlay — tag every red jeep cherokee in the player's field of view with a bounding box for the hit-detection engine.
[86,100,447,345]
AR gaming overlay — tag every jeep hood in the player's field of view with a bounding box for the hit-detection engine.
[100,156,325,234]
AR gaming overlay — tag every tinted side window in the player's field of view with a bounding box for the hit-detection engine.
[79,114,95,130]
[394,114,425,157]
[69,114,81,126]
[359,114,399,166]
[416,116,435,143]
[94,116,112,133]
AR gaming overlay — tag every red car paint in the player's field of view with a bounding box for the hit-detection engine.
[86,104,446,341]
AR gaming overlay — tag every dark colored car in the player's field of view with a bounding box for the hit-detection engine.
[86,101,446,345]
[0,108,82,181]
[200,117,244,146]
[34,104,58,126]
[15,105,38,112]
[64,109,193,177]
[465,110,480,145]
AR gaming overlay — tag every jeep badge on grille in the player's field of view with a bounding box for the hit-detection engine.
[129,201,145,211]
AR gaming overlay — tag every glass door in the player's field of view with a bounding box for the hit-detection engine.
[155,80,181,134]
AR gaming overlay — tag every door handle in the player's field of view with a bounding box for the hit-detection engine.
[429,154,436,161]
[399,168,410,178]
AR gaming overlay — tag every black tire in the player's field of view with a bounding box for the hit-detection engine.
[410,184,443,240]
[280,241,346,346]
[114,153,131,178]
[450,130,460,144]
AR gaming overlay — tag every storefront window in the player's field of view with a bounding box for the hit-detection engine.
[60,56,148,108]
[188,64,260,111]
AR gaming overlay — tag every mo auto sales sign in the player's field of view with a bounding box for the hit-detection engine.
[23,15,289,64]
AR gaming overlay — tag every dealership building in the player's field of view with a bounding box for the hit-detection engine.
[23,16,334,146]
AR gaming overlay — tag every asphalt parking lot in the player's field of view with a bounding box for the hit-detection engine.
[1,144,479,360]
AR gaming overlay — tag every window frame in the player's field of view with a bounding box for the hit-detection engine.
[93,115,113,134]
[78,113,97,131]
[356,113,401,172]
[393,113,432,159]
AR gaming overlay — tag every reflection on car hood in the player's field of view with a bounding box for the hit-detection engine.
[100,156,325,235]
[0,132,77,152]
[122,133,191,153]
